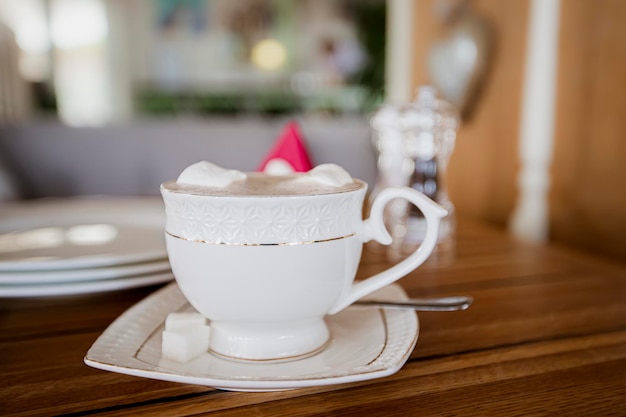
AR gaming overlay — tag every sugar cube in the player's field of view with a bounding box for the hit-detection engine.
[165,312,207,331]
[161,325,211,363]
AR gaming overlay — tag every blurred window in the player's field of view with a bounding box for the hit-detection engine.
[0,0,386,125]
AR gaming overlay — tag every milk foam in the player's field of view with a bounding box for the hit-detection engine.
[301,164,354,187]
[176,161,246,188]
[166,162,361,196]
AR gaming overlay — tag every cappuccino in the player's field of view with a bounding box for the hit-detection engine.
[162,173,362,197]
[163,161,362,197]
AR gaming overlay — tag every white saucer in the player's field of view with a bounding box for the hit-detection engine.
[0,260,170,284]
[0,197,166,271]
[85,283,419,392]
[0,271,174,298]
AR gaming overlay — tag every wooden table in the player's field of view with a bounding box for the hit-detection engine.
[2,218,626,416]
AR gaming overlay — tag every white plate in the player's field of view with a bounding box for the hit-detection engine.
[0,271,173,297]
[0,259,170,284]
[0,197,166,271]
[85,283,419,392]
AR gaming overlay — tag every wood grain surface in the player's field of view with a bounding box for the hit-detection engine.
[550,0,626,262]
[1,218,626,416]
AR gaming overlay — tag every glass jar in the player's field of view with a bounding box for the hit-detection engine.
[370,86,459,261]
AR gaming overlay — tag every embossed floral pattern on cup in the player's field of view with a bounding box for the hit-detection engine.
[162,192,363,244]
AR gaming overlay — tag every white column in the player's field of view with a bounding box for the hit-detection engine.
[104,0,133,122]
[385,0,414,103]
[51,0,111,126]
[510,0,561,242]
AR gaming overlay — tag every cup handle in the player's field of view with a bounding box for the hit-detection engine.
[328,187,448,314]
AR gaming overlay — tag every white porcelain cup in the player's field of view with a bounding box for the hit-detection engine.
[161,175,446,362]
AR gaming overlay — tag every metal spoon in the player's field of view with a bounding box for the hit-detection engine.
[354,295,473,311]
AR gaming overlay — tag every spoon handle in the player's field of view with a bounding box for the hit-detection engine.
[354,296,473,312]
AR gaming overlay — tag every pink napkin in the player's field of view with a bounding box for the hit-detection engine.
[258,121,314,173]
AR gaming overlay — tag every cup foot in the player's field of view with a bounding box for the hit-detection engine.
[209,318,330,363]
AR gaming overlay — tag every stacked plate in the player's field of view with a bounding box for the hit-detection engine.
[0,197,173,297]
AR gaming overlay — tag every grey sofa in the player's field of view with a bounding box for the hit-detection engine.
[0,116,378,200]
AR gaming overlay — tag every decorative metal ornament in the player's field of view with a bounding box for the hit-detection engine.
[428,0,492,118]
